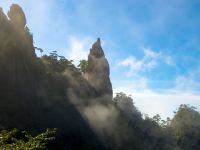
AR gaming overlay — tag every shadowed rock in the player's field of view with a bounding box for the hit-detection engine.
[0,4,108,150]
[86,38,113,100]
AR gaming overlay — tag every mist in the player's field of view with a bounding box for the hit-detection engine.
[0,3,200,150]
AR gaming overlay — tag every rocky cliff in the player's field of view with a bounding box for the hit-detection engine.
[0,4,114,150]
[0,4,41,130]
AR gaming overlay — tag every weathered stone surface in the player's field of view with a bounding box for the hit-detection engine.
[7,4,26,28]
[86,38,113,100]
[0,4,41,130]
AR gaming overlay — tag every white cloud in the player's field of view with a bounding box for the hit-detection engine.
[118,47,173,77]
[113,65,200,119]
[134,91,200,119]
[175,67,200,92]
[113,78,150,94]
[113,84,200,119]
[65,36,94,65]
[143,48,159,59]
[119,56,143,77]
[176,75,198,91]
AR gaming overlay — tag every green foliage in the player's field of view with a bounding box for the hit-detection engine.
[0,128,56,150]
[113,92,173,150]
[114,92,141,117]
[78,60,88,73]
[41,51,80,75]
[59,56,77,73]
[34,47,44,54]
[169,104,200,149]
[152,114,171,128]
[152,114,161,123]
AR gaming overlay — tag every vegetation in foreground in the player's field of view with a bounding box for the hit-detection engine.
[0,128,56,150]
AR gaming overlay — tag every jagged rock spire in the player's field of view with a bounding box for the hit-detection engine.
[90,38,105,58]
[86,38,113,100]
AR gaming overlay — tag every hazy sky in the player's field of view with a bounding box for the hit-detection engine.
[1,0,200,119]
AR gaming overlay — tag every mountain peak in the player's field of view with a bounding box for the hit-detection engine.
[86,38,113,99]
[97,38,101,45]
[90,38,104,58]
[8,4,26,28]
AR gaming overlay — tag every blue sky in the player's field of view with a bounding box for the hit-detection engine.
[1,0,200,119]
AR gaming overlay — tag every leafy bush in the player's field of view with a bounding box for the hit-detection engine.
[0,128,56,150]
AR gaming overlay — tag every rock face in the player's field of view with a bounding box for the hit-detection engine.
[86,38,113,99]
[0,4,110,150]
[7,4,26,28]
[0,4,40,129]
